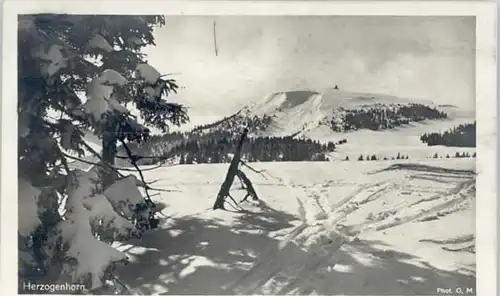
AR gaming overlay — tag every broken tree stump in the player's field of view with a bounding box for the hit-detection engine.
[212,128,249,210]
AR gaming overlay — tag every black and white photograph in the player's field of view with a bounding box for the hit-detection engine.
[4,1,497,295]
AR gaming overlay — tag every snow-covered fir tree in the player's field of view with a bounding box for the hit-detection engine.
[18,15,188,293]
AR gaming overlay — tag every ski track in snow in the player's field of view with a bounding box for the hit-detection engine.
[114,159,476,295]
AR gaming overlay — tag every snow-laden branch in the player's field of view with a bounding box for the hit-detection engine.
[58,168,139,289]
[135,63,161,84]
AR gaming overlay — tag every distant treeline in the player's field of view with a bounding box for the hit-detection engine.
[437,151,476,158]
[329,103,447,132]
[192,113,273,134]
[354,152,409,161]
[174,134,336,164]
[420,122,476,147]
[347,151,475,162]
[117,130,339,165]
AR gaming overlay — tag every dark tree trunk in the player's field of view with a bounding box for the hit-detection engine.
[102,131,116,165]
[101,130,118,188]
[213,128,249,210]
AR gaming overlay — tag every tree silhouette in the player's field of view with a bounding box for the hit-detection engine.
[128,130,336,165]
[330,103,447,132]
[420,122,476,147]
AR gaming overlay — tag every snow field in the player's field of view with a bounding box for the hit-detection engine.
[114,158,476,295]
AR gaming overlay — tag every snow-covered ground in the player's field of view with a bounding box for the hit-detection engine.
[114,158,476,295]
[308,117,476,161]
[63,87,476,294]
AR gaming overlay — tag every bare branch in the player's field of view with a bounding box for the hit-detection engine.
[236,169,259,203]
[140,186,180,193]
[113,164,165,172]
[77,136,181,200]
[146,179,161,185]
[53,145,75,191]
[239,160,264,173]
[56,148,71,176]
[63,152,126,177]
[115,154,157,160]
[118,138,154,205]
[108,271,135,294]
[69,141,162,174]
[64,153,99,166]
[121,163,164,172]
[80,141,105,162]
[240,160,269,180]
[79,140,128,177]
[225,194,243,211]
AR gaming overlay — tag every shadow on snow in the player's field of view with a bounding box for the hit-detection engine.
[114,200,475,295]
[370,163,475,176]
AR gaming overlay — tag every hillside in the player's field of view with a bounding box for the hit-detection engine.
[113,158,476,295]
[111,89,475,166]
[114,131,340,166]
[194,89,448,138]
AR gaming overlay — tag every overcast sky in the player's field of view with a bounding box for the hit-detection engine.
[144,16,475,125]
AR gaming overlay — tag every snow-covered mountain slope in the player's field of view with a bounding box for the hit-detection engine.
[181,89,475,162]
[248,89,432,116]
[113,158,476,295]
[237,89,440,136]
[192,89,471,141]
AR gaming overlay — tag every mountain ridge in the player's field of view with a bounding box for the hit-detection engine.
[191,89,450,138]
[109,89,475,166]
